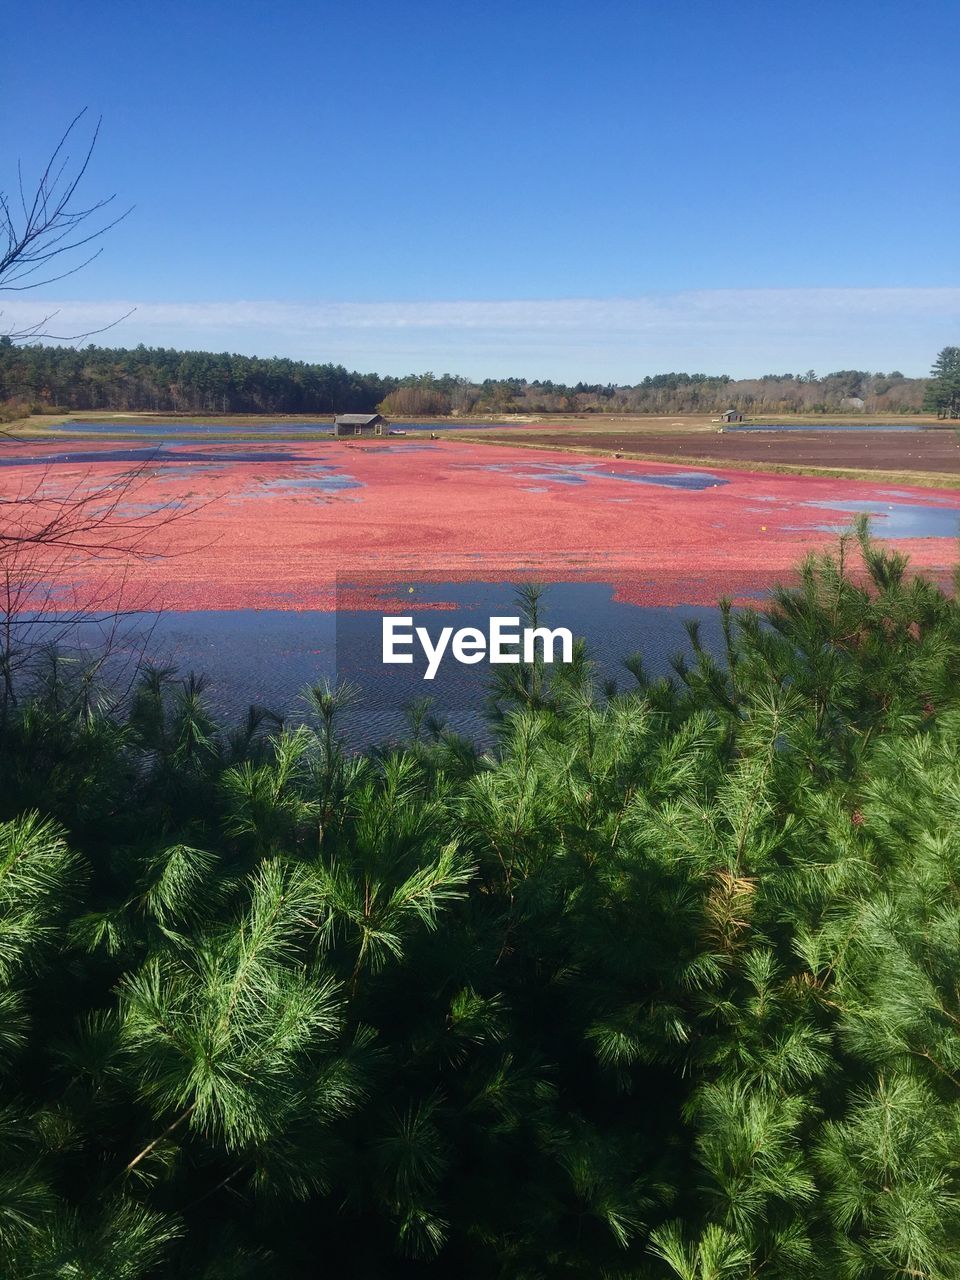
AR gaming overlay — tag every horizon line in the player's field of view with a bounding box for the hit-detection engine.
[3,288,957,382]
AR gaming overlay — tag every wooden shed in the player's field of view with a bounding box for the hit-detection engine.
[334,413,386,437]
[720,409,743,423]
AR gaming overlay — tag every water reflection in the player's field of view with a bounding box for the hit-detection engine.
[0,445,313,468]
[803,498,960,538]
[25,585,727,746]
[478,461,728,491]
[54,419,520,436]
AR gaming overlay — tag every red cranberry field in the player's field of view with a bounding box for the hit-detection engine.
[4,438,960,614]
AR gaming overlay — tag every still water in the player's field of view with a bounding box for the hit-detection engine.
[55,419,519,436]
[27,584,727,747]
[150,585,727,744]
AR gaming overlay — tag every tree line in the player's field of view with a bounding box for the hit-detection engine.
[0,339,938,420]
[0,338,401,419]
[2,530,960,1276]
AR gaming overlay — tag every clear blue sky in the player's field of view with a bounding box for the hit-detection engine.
[4,0,959,378]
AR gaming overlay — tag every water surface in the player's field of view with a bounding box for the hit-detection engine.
[803,498,960,538]
[478,461,729,491]
[54,419,521,437]
[20,585,726,746]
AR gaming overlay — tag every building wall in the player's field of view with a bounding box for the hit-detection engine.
[334,422,383,436]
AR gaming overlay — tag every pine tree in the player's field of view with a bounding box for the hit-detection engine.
[923,346,960,418]
[1,530,960,1274]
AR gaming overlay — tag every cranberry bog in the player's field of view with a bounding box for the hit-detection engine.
[4,437,960,615]
[6,434,959,737]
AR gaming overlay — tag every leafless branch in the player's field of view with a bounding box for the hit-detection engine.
[0,455,217,713]
[1,109,134,343]
[0,305,137,346]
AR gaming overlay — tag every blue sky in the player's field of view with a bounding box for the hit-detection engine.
[3,0,959,379]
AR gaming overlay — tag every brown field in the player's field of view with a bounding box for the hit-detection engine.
[466,427,960,482]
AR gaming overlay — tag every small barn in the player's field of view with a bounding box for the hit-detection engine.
[720,409,743,423]
[334,413,386,437]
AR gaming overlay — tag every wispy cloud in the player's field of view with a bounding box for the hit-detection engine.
[3,289,958,380]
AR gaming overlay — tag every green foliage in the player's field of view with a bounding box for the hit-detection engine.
[1,531,960,1274]
[924,346,960,419]
[0,342,931,418]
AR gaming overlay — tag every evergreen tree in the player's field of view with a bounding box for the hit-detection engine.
[923,346,960,418]
[1,527,960,1275]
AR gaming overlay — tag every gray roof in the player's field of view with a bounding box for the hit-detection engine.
[334,413,384,424]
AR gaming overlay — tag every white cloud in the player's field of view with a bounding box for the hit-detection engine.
[3,289,958,380]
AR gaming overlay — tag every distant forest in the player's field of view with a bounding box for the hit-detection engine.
[0,339,929,419]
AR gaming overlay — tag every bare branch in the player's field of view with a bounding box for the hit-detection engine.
[1,109,134,344]
[0,304,137,346]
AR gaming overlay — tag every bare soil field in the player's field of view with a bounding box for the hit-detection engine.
[471,429,960,479]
